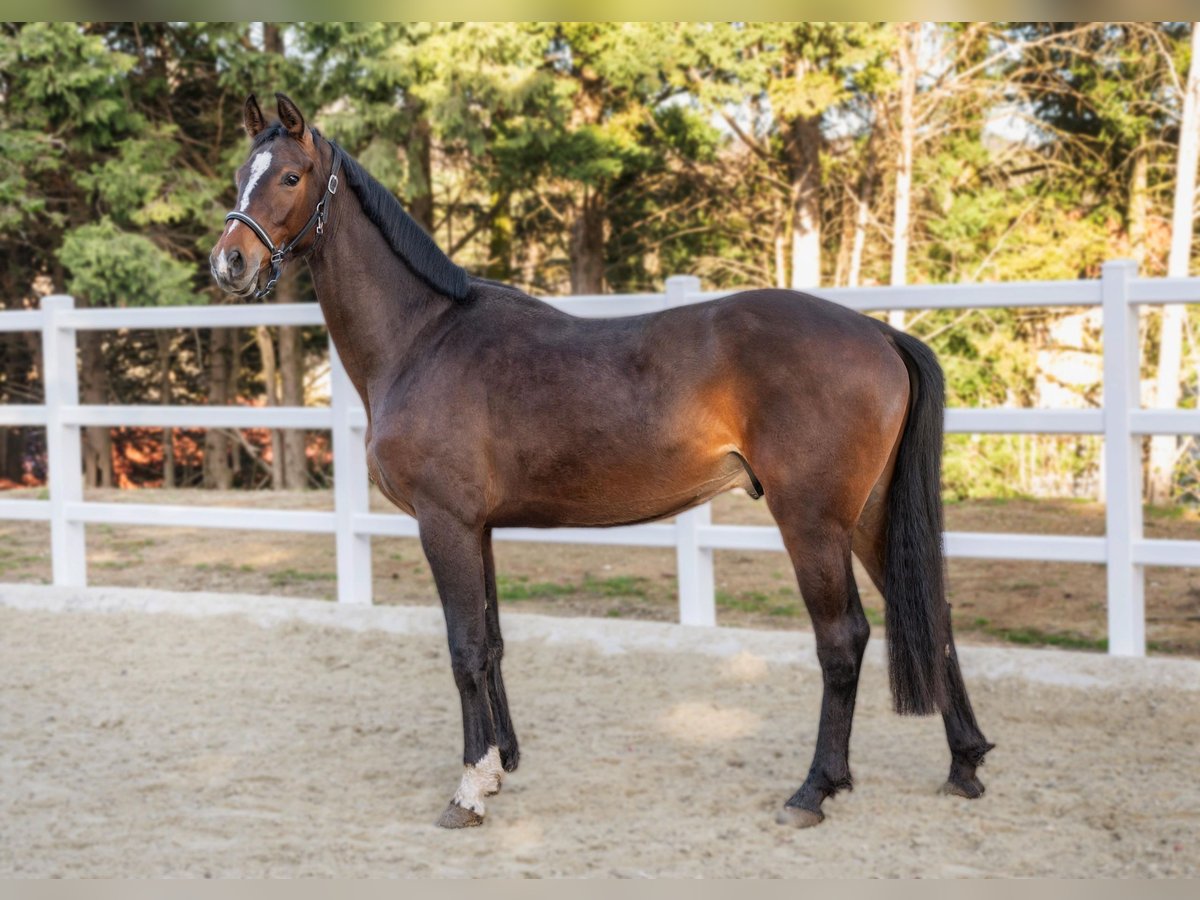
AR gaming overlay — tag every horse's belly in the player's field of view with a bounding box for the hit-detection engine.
[493,449,758,528]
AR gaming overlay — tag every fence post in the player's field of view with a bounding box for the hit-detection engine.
[330,340,373,605]
[1101,259,1144,656]
[665,275,716,626]
[675,501,716,627]
[41,294,86,587]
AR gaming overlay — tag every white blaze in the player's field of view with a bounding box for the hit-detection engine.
[451,745,503,815]
[227,149,273,236]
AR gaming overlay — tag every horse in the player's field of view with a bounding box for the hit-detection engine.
[210,93,993,829]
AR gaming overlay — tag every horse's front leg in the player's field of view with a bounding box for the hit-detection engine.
[418,507,503,828]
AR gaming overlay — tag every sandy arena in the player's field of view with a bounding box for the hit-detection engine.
[1,585,1198,878]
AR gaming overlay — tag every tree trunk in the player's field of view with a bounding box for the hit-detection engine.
[888,21,919,330]
[203,328,237,490]
[262,22,283,54]
[1128,137,1149,269]
[407,111,435,234]
[278,320,307,490]
[848,160,875,288]
[487,192,513,281]
[255,324,283,490]
[848,191,871,288]
[569,188,605,294]
[78,330,112,488]
[1148,21,1200,504]
[156,331,175,489]
[834,191,854,287]
[0,332,31,482]
[266,267,309,490]
[257,21,305,490]
[519,233,542,293]
[786,114,823,289]
[772,196,788,288]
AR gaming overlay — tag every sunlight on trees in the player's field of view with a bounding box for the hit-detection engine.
[0,21,1197,502]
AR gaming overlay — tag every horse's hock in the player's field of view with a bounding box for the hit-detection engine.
[2,584,1197,878]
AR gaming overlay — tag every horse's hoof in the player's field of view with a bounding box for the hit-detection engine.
[941,776,985,799]
[501,746,520,773]
[436,802,484,828]
[775,805,824,828]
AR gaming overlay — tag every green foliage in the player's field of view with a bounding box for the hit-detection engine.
[0,22,140,150]
[0,128,54,231]
[58,219,198,308]
[78,126,219,227]
[0,21,1197,500]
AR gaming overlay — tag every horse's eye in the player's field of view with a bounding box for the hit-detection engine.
[284,173,300,186]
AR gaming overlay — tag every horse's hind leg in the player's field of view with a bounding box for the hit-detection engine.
[852,500,994,798]
[772,508,870,828]
[482,530,520,773]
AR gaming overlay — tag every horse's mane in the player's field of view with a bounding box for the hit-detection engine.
[252,123,471,301]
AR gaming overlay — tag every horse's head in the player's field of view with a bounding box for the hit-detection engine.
[210,93,334,298]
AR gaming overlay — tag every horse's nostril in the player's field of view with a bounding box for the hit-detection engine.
[228,249,244,276]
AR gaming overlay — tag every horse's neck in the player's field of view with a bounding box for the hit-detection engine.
[306,195,449,403]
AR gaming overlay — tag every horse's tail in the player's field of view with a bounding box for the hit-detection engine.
[881,327,949,716]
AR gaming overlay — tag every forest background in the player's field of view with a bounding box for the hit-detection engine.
[1,21,1197,506]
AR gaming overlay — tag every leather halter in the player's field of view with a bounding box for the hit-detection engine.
[224,142,343,299]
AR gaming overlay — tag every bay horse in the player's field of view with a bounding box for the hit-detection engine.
[210,93,993,829]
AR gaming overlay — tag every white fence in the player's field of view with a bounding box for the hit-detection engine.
[1,260,1197,657]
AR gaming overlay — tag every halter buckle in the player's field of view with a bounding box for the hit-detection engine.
[327,173,339,195]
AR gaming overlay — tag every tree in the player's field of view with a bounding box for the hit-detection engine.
[1150,22,1200,503]
[888,21,919,326]
[676,22,890,288]
[57,219,201,485]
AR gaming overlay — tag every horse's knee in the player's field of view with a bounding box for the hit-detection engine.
[487,635,504,663]
[816,618,869,688]
[449,642,489,690]
[817,649,860,689]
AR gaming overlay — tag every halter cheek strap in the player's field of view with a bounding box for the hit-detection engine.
[224,143,343,300]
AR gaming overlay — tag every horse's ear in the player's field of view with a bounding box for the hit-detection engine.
[275,92,308,143]
[244,94,267,139]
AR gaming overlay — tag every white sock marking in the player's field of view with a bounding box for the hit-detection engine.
[451,745,503,815]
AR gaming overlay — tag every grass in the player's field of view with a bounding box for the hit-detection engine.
[717,588,803,618]
[584,574,651,598]
[1145,503,1194,521]
[965,616,1107,652]
[496,575,578,601]
[113,538,157,552]
[496,573,654,602]
[194,562,256,575]
[1006,581,1044,591]
[0,553,45,574]
[269,568,336,586]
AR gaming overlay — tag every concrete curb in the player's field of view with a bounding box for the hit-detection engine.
[2,582,1197,693]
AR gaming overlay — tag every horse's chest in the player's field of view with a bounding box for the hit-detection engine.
[365,445,417,516]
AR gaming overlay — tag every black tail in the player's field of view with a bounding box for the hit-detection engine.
[882,328,950,716]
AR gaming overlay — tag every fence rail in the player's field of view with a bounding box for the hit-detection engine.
[1,261,1197,656]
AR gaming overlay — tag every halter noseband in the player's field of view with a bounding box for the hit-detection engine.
[224,142,343,299]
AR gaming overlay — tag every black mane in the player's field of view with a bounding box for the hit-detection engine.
[252,123,471,301]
